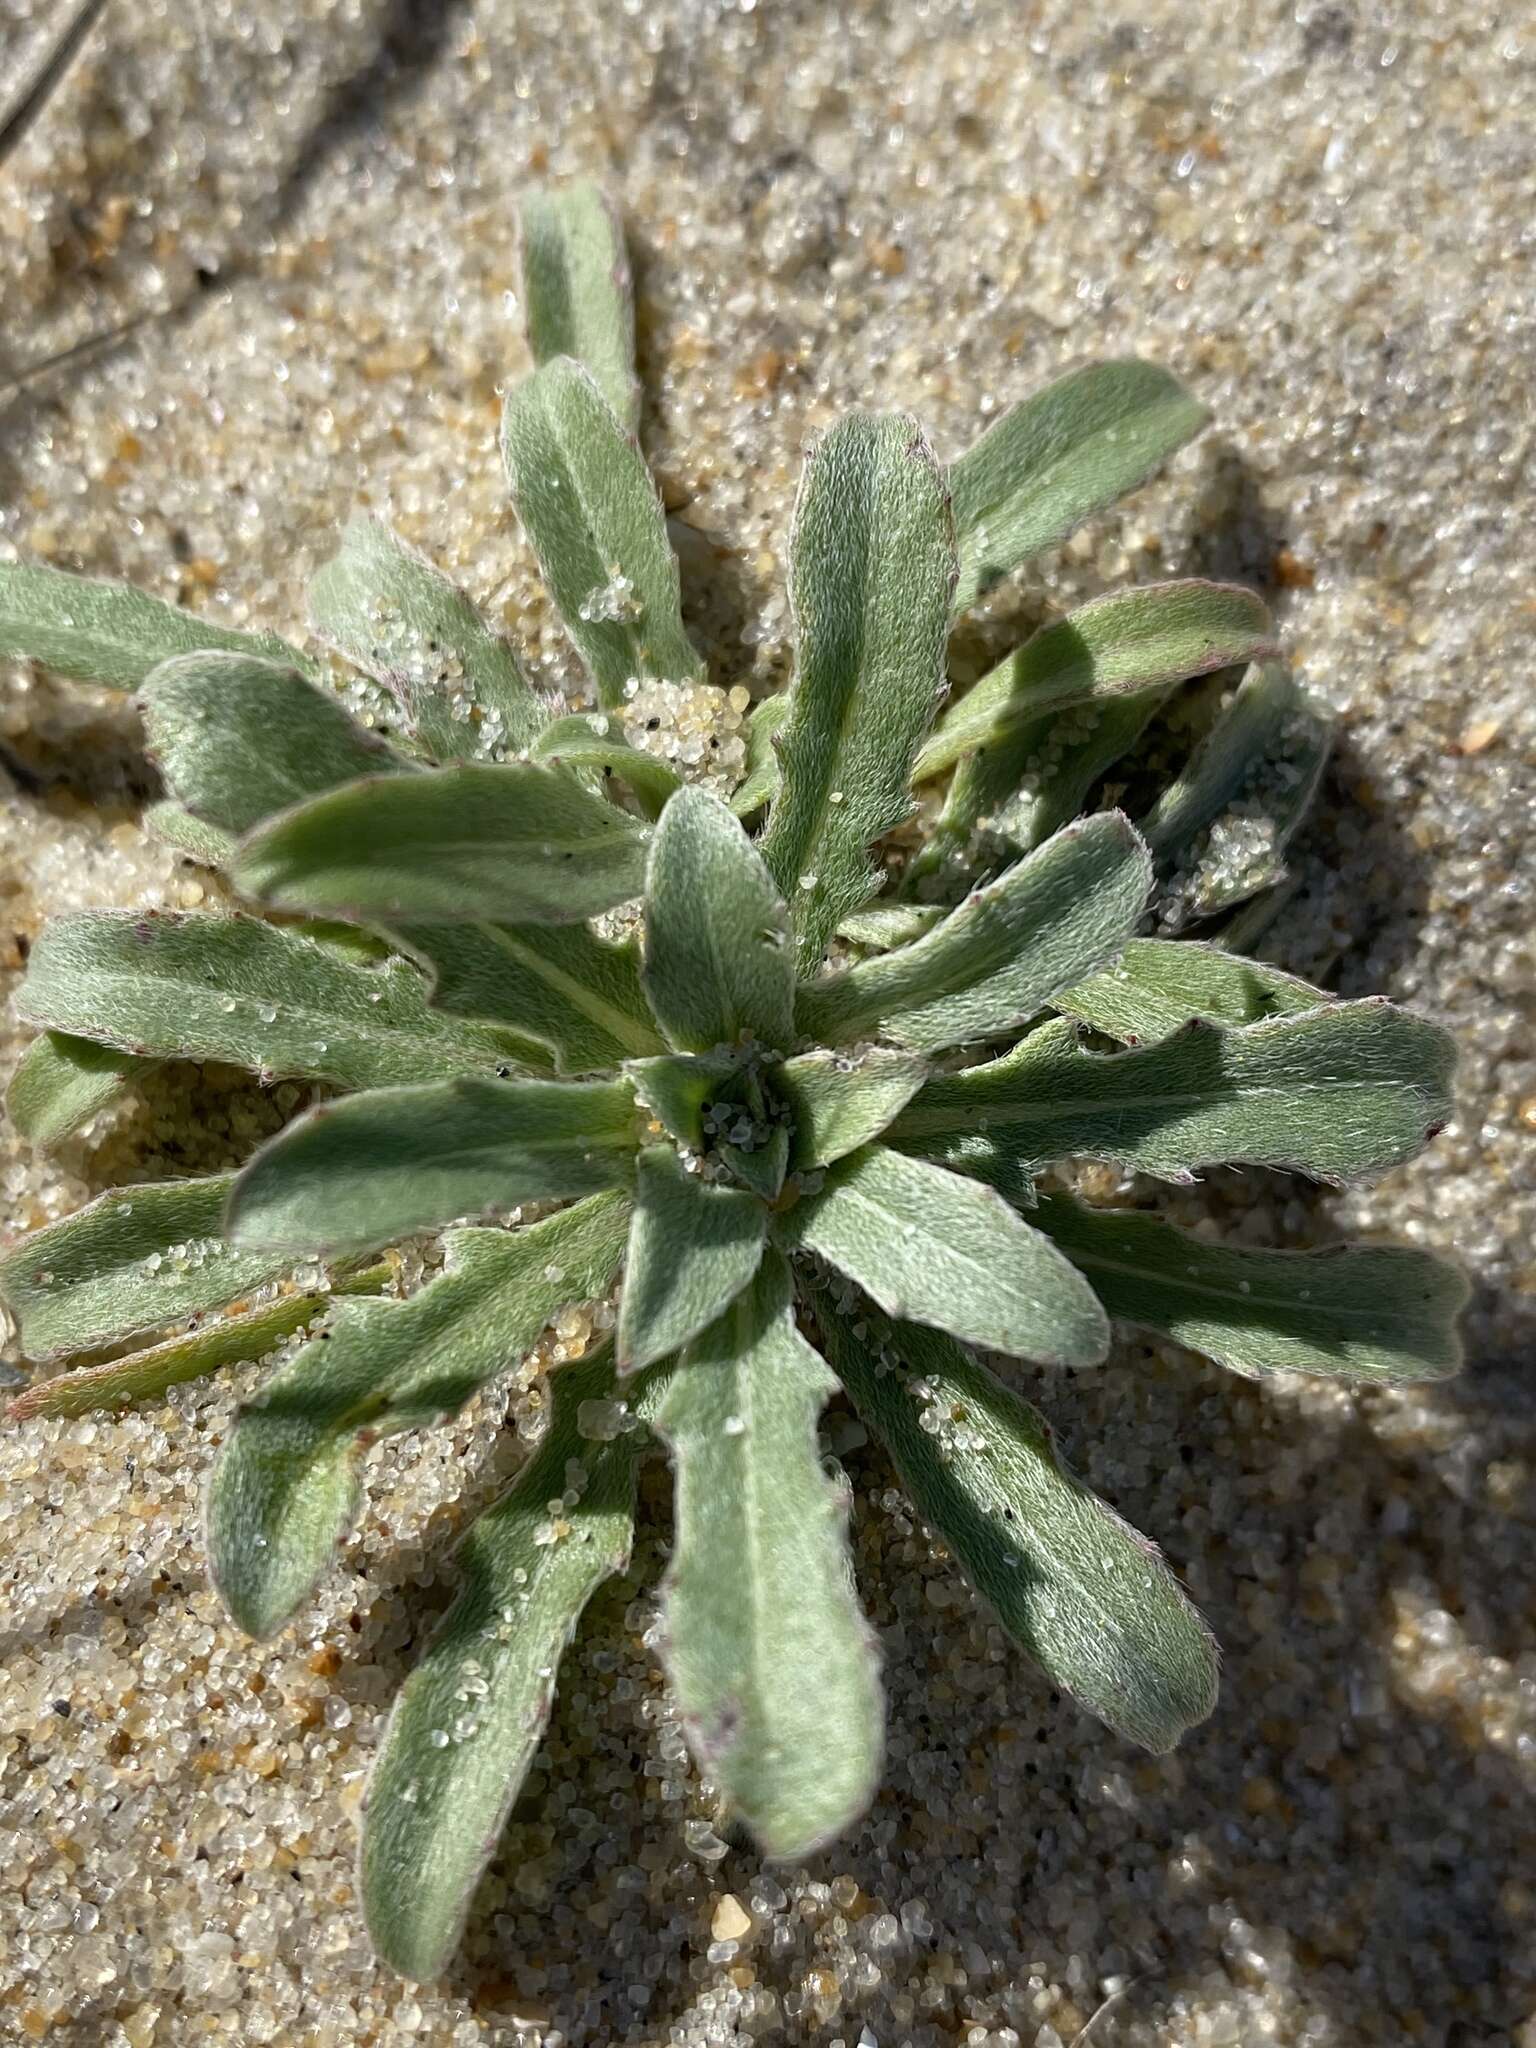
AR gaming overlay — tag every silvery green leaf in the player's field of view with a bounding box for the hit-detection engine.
[799,812,1150,1054]
[227,1077,640,1255]
[813,1291,1217,1751]
[0,1174,292,1360]
[209,1191,630,1637]
[7,1258,393,1423]
[1033,1194,1468,1384]
[139,650,406,835]
[393,920,661,1074]
[915,582,1277,783]
[835,902,945,952]
[642,785,795,1054]
[18,911,532,1090]
[775,1047,930,1171]
[517,181,640,432]
[530,711,680,817]
[624,1049,740,1152]
[719,1121,790,1202]
[143,800,235,868]
[950,360,1209,613]
[1055,936,1326,1045]
[616,1147,766,1372]
[760,413,957,970]
[230,762,649,925]
[730,694,787,818]
[891,1003,1456,1188]
[777,1146,1108,1367]
[1142,663,1331,928]
[361,1345,645,1982]
[0,557,306,689]
[640,1253,882,1856]
[500,357,704,708]
[309,515,547,760]
[7,1030,152,1145]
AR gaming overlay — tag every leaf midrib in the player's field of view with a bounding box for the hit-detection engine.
[896,1072,1428,1140]
[482,926,660,1059]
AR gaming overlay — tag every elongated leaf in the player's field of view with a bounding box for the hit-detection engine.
[760,413,957,969]
[800,812,1149,1054]
[140,650,406,835]
[812,1291,1218,1750]
[19,911,530,1090]
[616,1147,765,1372]
[836,902,945,952]
[530,711,680,817]
[501,357,704,708]
[231,762,649,925]
[624,1049,740,1151]
[641,1253,882,1855]
[915,582,1276,783]
[518,181,640,432]
[950,360,1209,613]
[1034,1194,1468,1383]
[228,1076,640,1255]
[209,1192,630,1636]
[891,1003,1456,1189]
[310,515,547,760]
[7,1030,152,1145]
[144,800,235,868]
[7,1259,393,1422]
[0,558,305,689]
[777,1146,1108,1367]
[642,785,794,1054]
[362,1346,644,1981]
[393,920,662,1073]
[775,1047,929,1170]
[1143,663,1331,929]
[0,1174,292,1360]
[1056,936,1325,1045]
[730,694,787,818]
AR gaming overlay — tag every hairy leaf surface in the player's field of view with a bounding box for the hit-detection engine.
[501,357,703,707]
[775,1047,930,1170]
[642,1255,883,1855]
[232,762,648,925]
[760,413,956,969]
[616,1147,766,1372]
[228,1077,640,1254]
[531,711,680,816]
[950,360,1209,612]
[777,1146,1109,1366]
[1056,936,1325,1044]
[518,181,640,431]
[209,1193,630,1636]
[815,1295,1218,1750]
[1034,1194,1468,1382]
[799,812,1150,1052]
[7,1031,152,1146]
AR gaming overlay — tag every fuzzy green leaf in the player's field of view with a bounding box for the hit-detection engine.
[1142,662,1331,928]
[209,1192,630,1636]
[623,1049,740,1152]
[835,902,945,952]
[1034,1194,1468,1384]
[777,1146,1109,1367]
[7,1031,152,1145]
[760,413,957,969]
[139,650,406,835]
[775,1047,930,1171]
[729,694,788,818]
[530,711,681,817]
[891,1003,1457,1190]
[915,582,1277,784]
[227,1077,640,1255]
[814,1294,1218,1751]
[799,812,1150,1053]
[143,800,236,868]
[1055,936,1326,1045]
[231,762,649,926]
[0,1174,292,1360]
[642,785,795,1055]
[616,1147,766,1372]
[18,910,531,1090]
[361,1346,644,1981]
[950,360,1209,613]
[518,181,639,432]
[0,557,305,689]
[309,515,547,760]
[392,920,662,1073]
[501,357,704,708]
[641,1253,883,1856]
